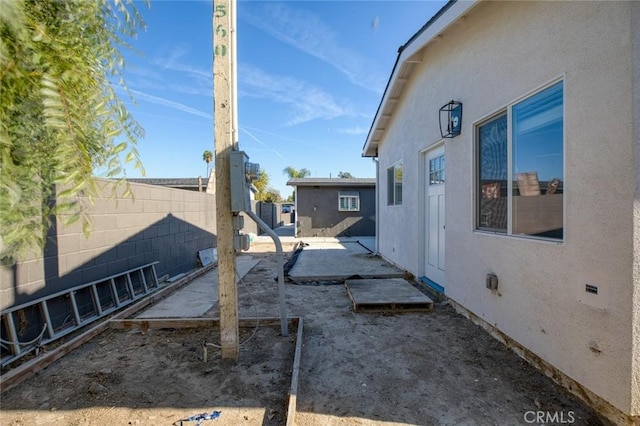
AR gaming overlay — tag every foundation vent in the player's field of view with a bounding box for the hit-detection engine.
[585,284,598,295]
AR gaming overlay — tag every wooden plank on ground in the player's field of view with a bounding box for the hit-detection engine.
[286,317,303,426]
[109,317,286,331]
[345,278,434,313]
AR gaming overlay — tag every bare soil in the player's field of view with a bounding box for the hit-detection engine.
[0,244,610,426]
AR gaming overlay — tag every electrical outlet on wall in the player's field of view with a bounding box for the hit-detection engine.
[486,273,498,290]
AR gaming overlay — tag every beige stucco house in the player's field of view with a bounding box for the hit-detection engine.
[363,1,639,423]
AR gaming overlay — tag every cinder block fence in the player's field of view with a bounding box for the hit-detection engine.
[0,179,216,311]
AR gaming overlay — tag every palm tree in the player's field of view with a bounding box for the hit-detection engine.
[283,167,310,202]
[282,167,311,179]
[202,150,213,177]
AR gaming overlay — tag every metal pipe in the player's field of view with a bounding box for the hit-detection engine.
[243,209,288,336]
[372,157,380,254]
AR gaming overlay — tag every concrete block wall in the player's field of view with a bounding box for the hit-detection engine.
[0,179,216,311]
[240,200,260,236]
[257,203,275,230]
[243,202,282,235]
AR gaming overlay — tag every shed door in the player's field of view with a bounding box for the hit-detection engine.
[424,146,445,287]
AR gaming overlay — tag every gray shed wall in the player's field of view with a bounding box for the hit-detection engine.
[296,185,375,237]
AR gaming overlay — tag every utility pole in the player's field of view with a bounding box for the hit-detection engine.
[213,0,239,360]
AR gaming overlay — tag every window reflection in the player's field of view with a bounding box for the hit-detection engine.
[512,82,563,239]
[477,113,507,232]
[476,81,564,241]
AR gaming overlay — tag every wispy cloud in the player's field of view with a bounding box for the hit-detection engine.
[239,64,365,126]
[241,125,316,146]
[243,2,385,94]
[130,89,212,120]
[158,45,213,80]
[336,126,369,135]
[160,45,213,97]
[126,65,166,82]
[240,127,286,160]
[130,46,214,97]
[131,111,209,128]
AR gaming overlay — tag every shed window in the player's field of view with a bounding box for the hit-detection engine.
[339,191,360,211]
[387,162,403,205]
[476,81,564,240]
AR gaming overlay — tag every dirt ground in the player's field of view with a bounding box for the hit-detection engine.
[0,243,611,426]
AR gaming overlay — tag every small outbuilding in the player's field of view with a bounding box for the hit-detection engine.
[287,178,376,238]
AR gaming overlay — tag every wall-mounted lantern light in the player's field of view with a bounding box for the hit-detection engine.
[439,100,463,138]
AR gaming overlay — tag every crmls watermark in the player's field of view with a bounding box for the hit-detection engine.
[523,410,575,424]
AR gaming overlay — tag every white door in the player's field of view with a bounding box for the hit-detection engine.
[424,146,445,287]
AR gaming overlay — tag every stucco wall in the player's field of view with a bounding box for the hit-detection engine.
[0,179,216,311]
[377,1,637,415]
[631,0,640,416]
[296,186,376,237]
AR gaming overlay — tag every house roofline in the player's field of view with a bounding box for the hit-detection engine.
[362,0,480,157]
[126,178,205,188]
[287,178,376,187]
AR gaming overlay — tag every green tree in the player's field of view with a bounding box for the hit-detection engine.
[252,170,281,203]
[282,166,311,179]
[282,167,310,201]
[1,0,148,259]
[202,150,212,177]
[253,169,270,201]
[262,187,281,203]
[338,171,354,178]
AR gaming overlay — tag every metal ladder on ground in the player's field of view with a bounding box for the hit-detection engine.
[0,262,159,367]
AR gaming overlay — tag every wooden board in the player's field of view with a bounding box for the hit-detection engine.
[345,278,434,313]
[286,317,303,426]
[109,317,288,331]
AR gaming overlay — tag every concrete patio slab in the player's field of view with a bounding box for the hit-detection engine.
[354,236,375,253]
[288,240,403,281]
[345,278,434,312]
[136,255,260,318]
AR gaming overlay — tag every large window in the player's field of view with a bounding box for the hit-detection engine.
[387,162,403,205]
[338,191,360,211]
[476,81,564,240]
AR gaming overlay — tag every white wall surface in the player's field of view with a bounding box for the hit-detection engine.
[631,0,640,416]
[376,1,638,416]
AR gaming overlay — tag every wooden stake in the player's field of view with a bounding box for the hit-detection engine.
[213,0,238,360]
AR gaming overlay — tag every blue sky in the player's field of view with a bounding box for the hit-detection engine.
[116,0,448,197]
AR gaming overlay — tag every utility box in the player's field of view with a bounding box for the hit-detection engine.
[229,151,259,213]
[234,233,251,252]
[486,273,498,290]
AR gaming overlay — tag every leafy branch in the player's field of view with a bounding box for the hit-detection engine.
[0,0,148,260]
